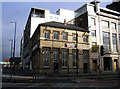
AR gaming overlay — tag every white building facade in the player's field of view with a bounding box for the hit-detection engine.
[23,7,75,69]
[74,1,120,72]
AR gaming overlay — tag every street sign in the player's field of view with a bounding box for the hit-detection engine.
[92,45,99,52]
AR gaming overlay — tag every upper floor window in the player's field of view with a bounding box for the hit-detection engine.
[44,31,50,39]
[91,30,96,37]
[54,32,59,40]
[83,36,88,43]
[118,25,120,30]
[111,22,116,29]
[112,33,117,52]
[91,18,95,26]
[119,34,120,44]
[102,32,110,52]
[50,16,53,20]
[92,42,97,46]
[101,20,109,28]
[73,34,77,41]
[54,17,58,21]
[63,33,67,41]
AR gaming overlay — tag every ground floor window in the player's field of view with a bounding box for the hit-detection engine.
[62,49,68,67]
[53,49,59,60]
[43,48,50,67]
[72,50,77,67]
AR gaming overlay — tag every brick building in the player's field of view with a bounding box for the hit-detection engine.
[30,21,89,74]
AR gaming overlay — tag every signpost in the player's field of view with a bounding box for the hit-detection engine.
[92,45,99,52]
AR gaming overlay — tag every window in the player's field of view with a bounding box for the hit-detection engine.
[53,49,59,60]
[73,50,77,67]
[83,36,88,43]
[73,34,77,41]
[91,30,96,36]
[112,33,117,52]
[83,50,89,63]
[102,32,110,51]
[111,22,116,29]
[101,20,109,28]
[50,16,53,20]
[91,18,95,26]
[43,48,50,66]
[62,49,68,67]
[44,31,50,39]
[54,32,59,40]
[54,17,58,21]
[92,42,97,46]
[118,25,120,30]
[63,33,67,40]
[119,34,120,44]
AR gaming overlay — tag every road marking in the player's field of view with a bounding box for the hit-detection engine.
[73,85,78,89]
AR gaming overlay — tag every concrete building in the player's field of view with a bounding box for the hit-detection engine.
[73,1,120,72]
[30,21,89,74]
[23,7,74,69]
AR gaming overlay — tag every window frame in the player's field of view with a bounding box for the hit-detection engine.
[83,35,88,43]
[101,20,109,28]
[62,49,68,67]
[44,30,50,39]
[62,32,68,41]
[111,22,116,29]
[43,48,50,67]
[54,31,59,40]
[73,34,77,42]
[91,30,96,37]
[91,18,96,26]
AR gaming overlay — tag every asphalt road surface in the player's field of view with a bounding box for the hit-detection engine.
[2,82,119,89]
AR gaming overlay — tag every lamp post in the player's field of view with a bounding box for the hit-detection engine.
[10,21,17,61]
[9,39,13,58]
[76,29,78,76]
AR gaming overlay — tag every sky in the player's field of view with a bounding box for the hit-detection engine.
[1,1,112,61]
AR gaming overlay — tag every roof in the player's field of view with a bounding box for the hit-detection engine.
[38,21,89,32]
[31,7,49,11]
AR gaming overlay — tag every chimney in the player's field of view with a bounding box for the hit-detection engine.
[91,0,100,13]
[64,19,66,25]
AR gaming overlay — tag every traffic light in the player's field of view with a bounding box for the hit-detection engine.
[100,45,105,56]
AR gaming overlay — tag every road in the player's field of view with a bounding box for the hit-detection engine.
[2,75,120,89]
[2,82,119,89]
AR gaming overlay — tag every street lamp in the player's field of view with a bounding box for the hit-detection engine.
[9,39,13,58]
[10,21,17,60]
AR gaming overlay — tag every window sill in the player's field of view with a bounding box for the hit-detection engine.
[62,66,67,69]
[112,52,118,54]
[72,67,77,68]
[62,40,67,42]
[42,66,50,69]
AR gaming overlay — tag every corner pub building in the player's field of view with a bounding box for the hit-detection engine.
[30,21,90,74]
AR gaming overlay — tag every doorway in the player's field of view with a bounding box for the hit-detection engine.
[104,57,112,71]
[114,59,117,71]
[54,62,58,73]
[84,63,88,73]
[93,60,97,72]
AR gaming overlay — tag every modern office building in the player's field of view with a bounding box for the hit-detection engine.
[23,7,74,69]
[72,1,120,72]
[30,21,89,74]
